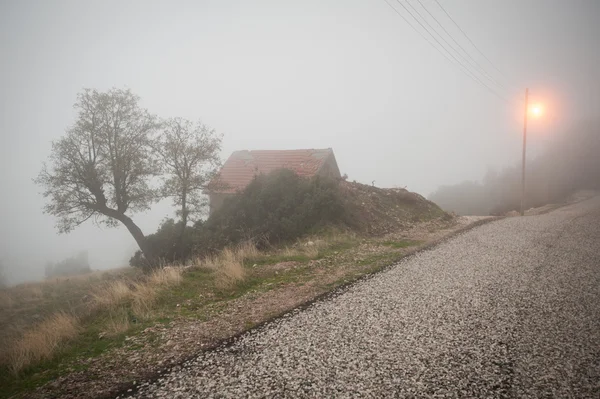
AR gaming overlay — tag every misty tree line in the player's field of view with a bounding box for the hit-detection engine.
[429,120,600,215]
[44,251,91,279]
[36,88,222,269]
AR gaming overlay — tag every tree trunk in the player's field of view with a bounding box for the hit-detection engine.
[100,206,155,267]
[177,189,188,259]
[119,214,152,259]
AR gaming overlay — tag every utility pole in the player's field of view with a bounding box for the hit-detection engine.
[520,88,529,216]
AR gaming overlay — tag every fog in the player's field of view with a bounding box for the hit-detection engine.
[1,0,598,284]
[429,118,600,216]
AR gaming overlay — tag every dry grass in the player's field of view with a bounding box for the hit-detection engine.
[105,308,131,336]
[0,290,14,310]
[0,266,185,375]
[90,280,133,310]
[214,248,246,290]
[130,283,156,320]
[191,243,255,289]
[302,244,319,258]
[193,241,258,273]
[8,312,79,374]
[148,267,183,287]
[235,240,260,259]
[193,254,219,271]
[5,284,45,306]
[282,246,301,257]
[91,267,183,320]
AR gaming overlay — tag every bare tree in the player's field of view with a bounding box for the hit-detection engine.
[154,118,222,250]
[35,88,160,261]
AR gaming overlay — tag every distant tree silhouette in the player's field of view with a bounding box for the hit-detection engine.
[45,251,91,279]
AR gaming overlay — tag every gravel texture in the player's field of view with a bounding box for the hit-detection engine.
[126,197,600,398]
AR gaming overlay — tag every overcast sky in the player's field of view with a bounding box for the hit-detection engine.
[1,0,598,283]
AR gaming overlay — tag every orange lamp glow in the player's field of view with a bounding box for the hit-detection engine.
[530,104,543,117]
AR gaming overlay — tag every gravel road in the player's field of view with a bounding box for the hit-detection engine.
[127,197,600,398]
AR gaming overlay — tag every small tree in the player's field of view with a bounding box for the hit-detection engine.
[154,118,222,253]
[36,88,160,262]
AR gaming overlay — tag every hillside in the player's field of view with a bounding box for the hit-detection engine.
[0,181,461,399]
[339,181,449,235]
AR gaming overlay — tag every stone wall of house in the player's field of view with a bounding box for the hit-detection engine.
[317,154,342,179]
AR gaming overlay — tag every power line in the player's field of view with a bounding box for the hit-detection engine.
[383,0,489,92]
[389,0,509,102]
[432,0,514,86]
[382,0,441,51]
[401,0,505,97]
[414,0,506,91]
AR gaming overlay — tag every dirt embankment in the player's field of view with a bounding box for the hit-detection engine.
[339,181,449,235]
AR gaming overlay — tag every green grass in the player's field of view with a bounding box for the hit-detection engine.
[381,240,422,249]
[245,254,313,266]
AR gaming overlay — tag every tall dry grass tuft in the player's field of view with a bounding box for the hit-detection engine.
[302,244,319,258]
[130,283,156,320]
[8,312,79,374]
[193,255,217,271]
[148,267,182,287]
[214,248,246,290]
[236,240,260,260]
[193,241,258,272]
[90,280,133,310]
[282,246,300,257]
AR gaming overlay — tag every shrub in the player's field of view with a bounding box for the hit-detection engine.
[202,169,345,251]
[130,219,196,268]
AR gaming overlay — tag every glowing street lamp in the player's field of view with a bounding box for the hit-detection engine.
[531,104,543,117]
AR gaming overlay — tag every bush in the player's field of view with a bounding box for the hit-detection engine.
[129,219,196,268]
[201,169,345,251]
[131,169,346,266]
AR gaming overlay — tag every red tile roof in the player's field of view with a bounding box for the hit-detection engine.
[211,149,334,194]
